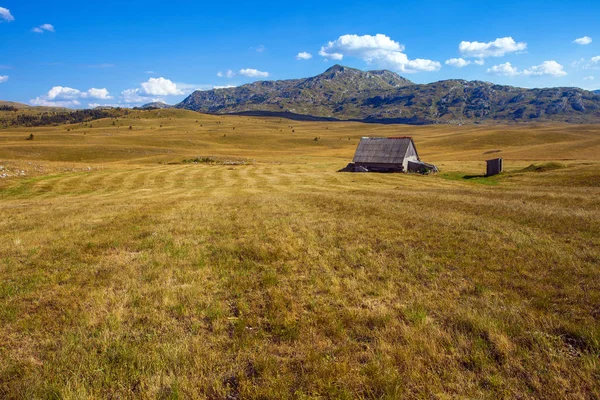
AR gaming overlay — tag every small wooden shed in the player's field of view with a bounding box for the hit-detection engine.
[486,158,503,176]
[340,137,438,173]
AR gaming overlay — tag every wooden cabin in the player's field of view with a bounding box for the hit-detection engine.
[340,137,438,173]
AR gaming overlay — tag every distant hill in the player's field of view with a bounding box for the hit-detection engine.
[594,90,600,95]
[0,100,32,109]
[138,102,172,110]
[0,100,71,113]
[177,65,600,124]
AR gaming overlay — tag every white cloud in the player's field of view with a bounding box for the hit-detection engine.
[120,88,151,104]
[32,24,55,33]
[254,45,265,53]
[86,88,112,99]
[487,60,567,77]
[574,36,592,45]
[140,77,183,96]
[318,33,440,73]
[487,62,520,76]
[572,56,600,69]
[176,82,214,93]
[217,69,235,78]
[474,59,485,66]
[0,75,8,83]
[218,68,270,79]
[146,71,155,74]
[459,37,527,58]
[296,52,313,60]
[445,58,471,68]
[119,77,192,104]
[319,50,344,60]
[30,86,113,107]
[239,68,269,78]
[589,56,600,68]
[584,76,594,81]
[523,61,567,77]
[0,7,14,22]
[30,98,81,108]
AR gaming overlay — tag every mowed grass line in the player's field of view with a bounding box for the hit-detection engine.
[0,161,599,399]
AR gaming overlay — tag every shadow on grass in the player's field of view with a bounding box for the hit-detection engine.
[441,163,569,186]
[439,172,501,185]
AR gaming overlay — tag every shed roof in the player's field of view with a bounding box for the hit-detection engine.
[352,137,418,164]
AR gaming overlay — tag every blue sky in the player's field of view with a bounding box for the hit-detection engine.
[0,0,599,108]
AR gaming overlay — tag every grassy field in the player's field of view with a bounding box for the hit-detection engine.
[1,109,599,399]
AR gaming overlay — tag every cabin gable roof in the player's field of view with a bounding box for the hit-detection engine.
[352,137,418,164]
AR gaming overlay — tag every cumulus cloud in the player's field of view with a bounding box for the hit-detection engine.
[32,24,55,33]
[523,61,567,77]
[0,7,14,22]
[445,58,471,68]
[319,50,344,60]
[120,77,195,104]
[30,86,113,107]
[140,77,183,96]
[318,33,440,73]
[487,60,567,77]
[86,88,112,99]
[487,62,520,76]
[296,52,313,60]
[459,37,527,58]
[0,75,7,83]
[239,68,269,78]
[574,36,592,45]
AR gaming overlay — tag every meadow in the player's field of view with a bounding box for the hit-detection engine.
[0,109,599,399]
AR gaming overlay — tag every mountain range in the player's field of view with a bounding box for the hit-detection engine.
[177,65,600,124]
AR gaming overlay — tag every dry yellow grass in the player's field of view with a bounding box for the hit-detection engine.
[1,110,599,399]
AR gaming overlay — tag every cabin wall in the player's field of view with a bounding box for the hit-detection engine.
[486,158,503,176]
[402,142,419,171]
[355,162,404,172]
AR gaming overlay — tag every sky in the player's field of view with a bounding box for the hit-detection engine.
[0,0,599,108]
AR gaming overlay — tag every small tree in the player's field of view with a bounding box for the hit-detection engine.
[129,125,133,130]
[26,133,34,141]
